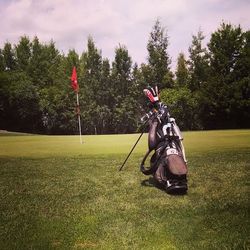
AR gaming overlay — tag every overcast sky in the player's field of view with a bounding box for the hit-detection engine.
[0,0,249,69]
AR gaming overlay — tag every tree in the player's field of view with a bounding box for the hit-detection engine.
[0,23,249,134]
[79,57,113,134]
[132,63,148,112]
[112,45,132,97]
[64,49,80,77]
[234,30,250,80]
[98,58,113,133]
[28,36,44,85]
[146,19,174,89]
[44,41,63,87]
[208,23,243,80]
[175,52,189,87]
[29,37,59,86]
[81,37,102,97]
[2,71,42,132]
[100,58,112,107]
[3,42,16,70]
[15,36,31,72]
[0,49,4,71]
[39,85,76,134]
[228,30,250,128]
[188,30,209,92]
[160,88,200,130]
[111,45,137,133]
[80,37,104,134]
[205,23,246,128]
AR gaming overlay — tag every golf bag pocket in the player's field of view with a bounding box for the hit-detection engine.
[167,154,187,175]
[154,162,167,185]
[153,149,187,185]
[163,150,188,194]
[166,149,187,176]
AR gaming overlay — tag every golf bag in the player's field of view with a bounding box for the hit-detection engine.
[140,86,188,194]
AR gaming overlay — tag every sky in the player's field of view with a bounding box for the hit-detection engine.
[0,0,249,69]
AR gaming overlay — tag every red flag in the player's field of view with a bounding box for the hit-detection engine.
[71,66,79,92]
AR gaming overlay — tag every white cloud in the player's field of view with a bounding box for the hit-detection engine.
[0,0,249,69]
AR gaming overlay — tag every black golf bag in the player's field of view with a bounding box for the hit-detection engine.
[140,86,188,194]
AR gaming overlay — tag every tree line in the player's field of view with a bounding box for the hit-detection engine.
[0,20,249,134]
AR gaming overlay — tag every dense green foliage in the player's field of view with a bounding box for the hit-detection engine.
[0,21,249,134]
[0,130,249,249]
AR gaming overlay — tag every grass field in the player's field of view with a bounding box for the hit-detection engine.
[0,130,249,249]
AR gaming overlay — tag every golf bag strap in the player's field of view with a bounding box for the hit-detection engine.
[140,149,155,175]
[140,142,168,175]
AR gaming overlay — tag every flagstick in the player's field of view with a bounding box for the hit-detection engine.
[76,92,83,144]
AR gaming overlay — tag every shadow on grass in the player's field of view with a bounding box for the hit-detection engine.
[141,177,188,196]
[141,177,165,191]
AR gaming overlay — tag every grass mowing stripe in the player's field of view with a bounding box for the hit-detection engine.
[0,130,249,249]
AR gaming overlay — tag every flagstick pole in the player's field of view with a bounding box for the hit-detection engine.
[76,92,83,144]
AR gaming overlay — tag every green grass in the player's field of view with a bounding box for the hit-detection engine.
[0,130,249,249]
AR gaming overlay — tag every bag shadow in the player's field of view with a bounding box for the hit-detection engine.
[141,177,165,191]
[141,177,188,195]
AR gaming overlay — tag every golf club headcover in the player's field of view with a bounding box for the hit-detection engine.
[143,86,159,104]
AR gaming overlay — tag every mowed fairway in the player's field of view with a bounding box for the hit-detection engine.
[0,130,249,249]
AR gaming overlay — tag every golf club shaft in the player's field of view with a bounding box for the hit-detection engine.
[119,131,144,171]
